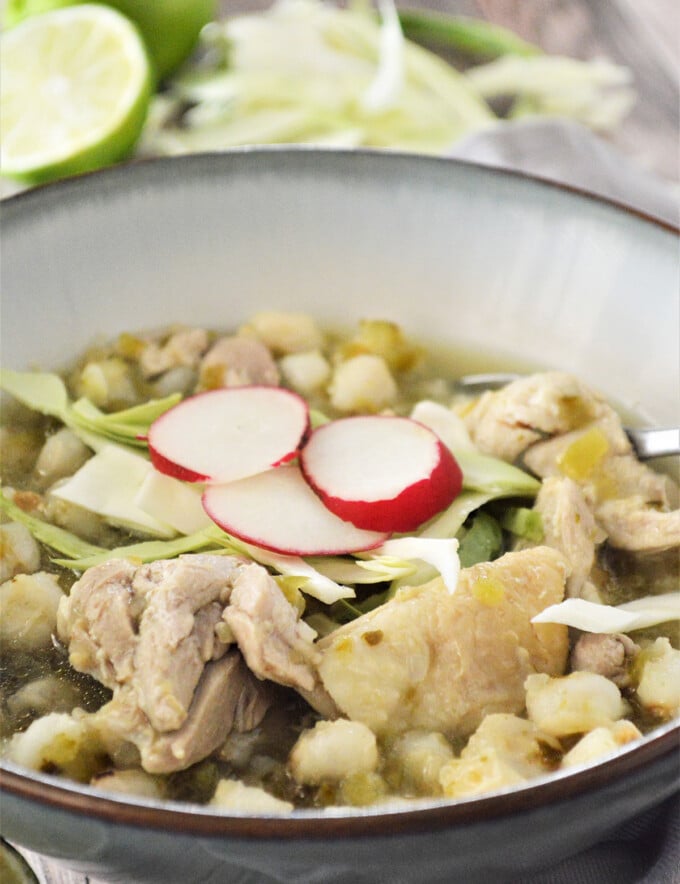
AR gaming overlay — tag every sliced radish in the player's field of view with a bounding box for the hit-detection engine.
[147,386,309,484]
[202,465,388,555]
[300,416,462,533]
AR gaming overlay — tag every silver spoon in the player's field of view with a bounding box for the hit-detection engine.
[455,373,680,461]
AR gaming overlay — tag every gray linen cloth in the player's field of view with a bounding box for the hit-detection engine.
[449,117,679,226]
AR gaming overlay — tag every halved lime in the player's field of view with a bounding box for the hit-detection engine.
[0,4,152,184]
[4,0,217,81]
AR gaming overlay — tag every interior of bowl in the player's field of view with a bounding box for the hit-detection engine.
[3,148,678,422]
[1,148,678,834]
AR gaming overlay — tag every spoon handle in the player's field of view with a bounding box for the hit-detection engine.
[625,427,680,460]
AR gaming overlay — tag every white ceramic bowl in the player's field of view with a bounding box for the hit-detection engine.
[1,149,678,884]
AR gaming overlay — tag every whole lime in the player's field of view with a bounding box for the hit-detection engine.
[4,0,217,80]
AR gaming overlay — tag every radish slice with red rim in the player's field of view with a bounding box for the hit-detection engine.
[300,415,462,533]
[202,465,388,555]
[147,386,309,483]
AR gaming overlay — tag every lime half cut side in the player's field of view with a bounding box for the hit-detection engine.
[0,4,152,184]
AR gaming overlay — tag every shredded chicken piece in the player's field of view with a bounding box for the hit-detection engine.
[532,477,605,598]
[139,328,209,379]
[570,632,639,687]
[225,563,321,693]
[199,335,280,389]
[57,554,274,773]
[463,372,612,462]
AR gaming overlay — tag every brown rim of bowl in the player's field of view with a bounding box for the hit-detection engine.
[1,721,678,839]
[1,147,678,838]
[2,145,679,236]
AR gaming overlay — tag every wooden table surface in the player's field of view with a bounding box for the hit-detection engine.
[10,1,679,882]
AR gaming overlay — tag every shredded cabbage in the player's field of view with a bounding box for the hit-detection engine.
[467,55,635,132]
[410,400,476,452]
[53,530,222,570]
[360,0,405,112]
[139,0,634,158]
[233,541,355,604]
[51,445,177,538]
[0,369,178,451]
[454,449,540,496]
[367,536,460,594]
[532,593,680,633]
[141,0,494,157]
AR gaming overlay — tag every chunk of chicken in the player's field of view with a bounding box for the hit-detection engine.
[92,651,270,774]
[131,556,242,730]
[317,547,569,740]
[463,372,613,462]
[57,554,274,773]
[524,421,669,504]
[532,477,605,598]
[522,413,632,477]
[223,563,337,717]
[570,632,639,687]
[58,555,242,728]
[523,413,679,554]
[57,558,142,690]
[224,563,321,693]
[596,498,680,553]
[139,328,209,379]
[199,336,280,389]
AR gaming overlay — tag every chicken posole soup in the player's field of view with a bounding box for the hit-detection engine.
[1,313,678,812]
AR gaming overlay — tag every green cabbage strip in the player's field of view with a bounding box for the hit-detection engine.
[0,368,179,451]
[454,449,540,496]
[52,530,222,570]
[420,490,494,539]
[396,8,541,59]
[309,554,417,585]
[68,395,181,447]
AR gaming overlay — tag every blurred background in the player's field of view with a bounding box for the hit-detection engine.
[219,0,678,183]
